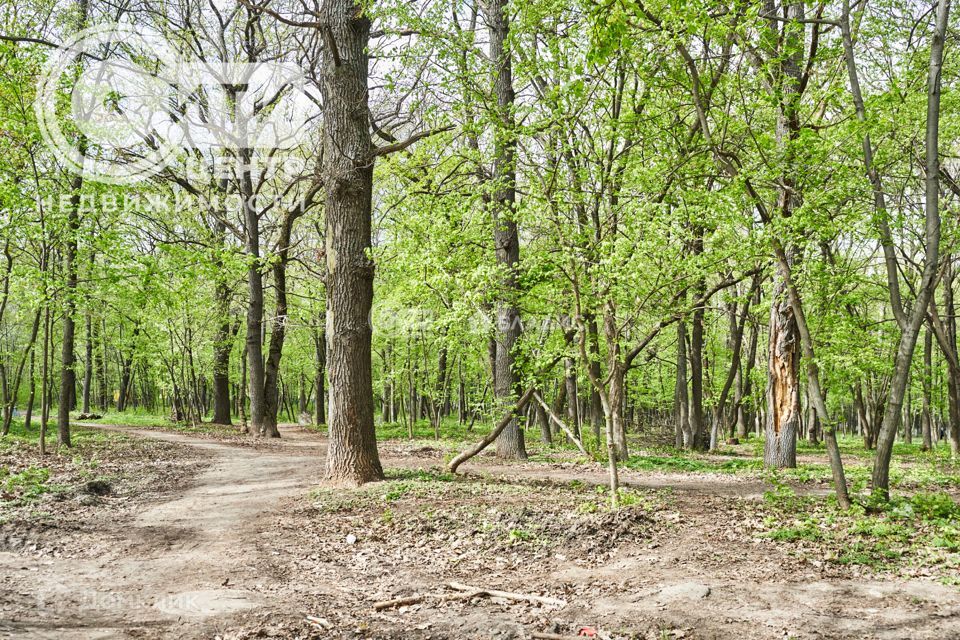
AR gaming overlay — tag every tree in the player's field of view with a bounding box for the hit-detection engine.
[319,0,384,485]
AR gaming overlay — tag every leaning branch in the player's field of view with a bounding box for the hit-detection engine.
[370,126,454,159]
[447,386,537,473]
[0,34,60,48]
[532,391,588,455]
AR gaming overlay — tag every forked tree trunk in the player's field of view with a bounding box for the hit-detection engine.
[320,0,383,485]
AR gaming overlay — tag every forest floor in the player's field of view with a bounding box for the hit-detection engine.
[1,422,959,639]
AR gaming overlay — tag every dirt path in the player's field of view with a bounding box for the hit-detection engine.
[1,425,958,639]
[1,425,320,639]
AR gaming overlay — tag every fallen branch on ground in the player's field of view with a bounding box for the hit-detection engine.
[447,581,567,607]
[372,582,566,611]
[373,595,425,610]
[372,588,483,611]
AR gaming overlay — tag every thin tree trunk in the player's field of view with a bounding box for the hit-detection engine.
[315,327,326,427]
[2,306,42,435]
[25,349,35,432]
[82,309,92,414]
[922,327,934,451]
[262,211,301,438]
[587,315,603,443]
[676,321,691,448]
[211,276,233,425]
[872,0,949,497]
[711,280,754,450]
[40,305,51,455]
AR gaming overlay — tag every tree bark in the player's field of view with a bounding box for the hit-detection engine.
[314,326,326,426]
[262,211,301,437]
[872,0,949,498]
[81,309,92,415]
[761,0,805,470]
[487,0,526,460]
[242,175,266,435]
[320,0,384,484]
[922,327,934,451]
[676,320,691,448]
[57,174,83,448]
[211,277,233,425]
[764,263,800,469]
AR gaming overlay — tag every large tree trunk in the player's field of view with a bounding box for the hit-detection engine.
[320,0,383,485]
[56,0,89,448]
[487,0,526,460]
[242,170,266,435]
[762,0,805,469]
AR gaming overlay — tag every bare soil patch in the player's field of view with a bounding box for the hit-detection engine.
[1,425,957,640]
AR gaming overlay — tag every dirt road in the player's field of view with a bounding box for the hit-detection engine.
[1,425,958,639]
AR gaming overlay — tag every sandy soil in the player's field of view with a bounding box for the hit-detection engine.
[1,425,958,639]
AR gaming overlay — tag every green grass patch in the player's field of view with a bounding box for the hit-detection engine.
[0,466,51,503]
[757,489,960,573]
